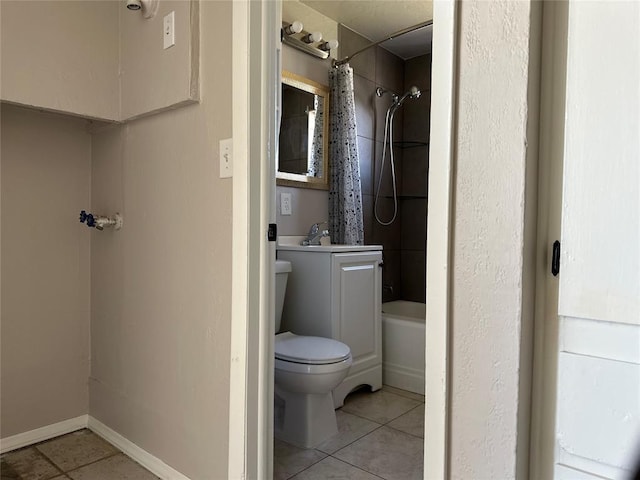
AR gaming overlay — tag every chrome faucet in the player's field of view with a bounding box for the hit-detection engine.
[301,222,330,246]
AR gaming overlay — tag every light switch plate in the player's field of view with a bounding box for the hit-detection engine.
[219,138,233,178]
[163,11,175,49]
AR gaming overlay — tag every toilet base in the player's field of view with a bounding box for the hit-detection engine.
[274,385,338,448]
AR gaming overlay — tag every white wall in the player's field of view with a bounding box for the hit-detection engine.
[1,105,92,437]
[449,1,539,478]
[88,2,233,478]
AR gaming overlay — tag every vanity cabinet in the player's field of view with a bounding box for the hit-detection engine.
[278,245,383,407]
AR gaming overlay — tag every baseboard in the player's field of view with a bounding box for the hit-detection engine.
[88,416,190,480]
[0,415,88,454]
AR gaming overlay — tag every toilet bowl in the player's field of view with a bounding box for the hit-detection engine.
[274,260,352,448]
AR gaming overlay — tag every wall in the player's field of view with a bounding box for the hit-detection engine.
[276,0,337,236]
[0,0,199,122]
[120,0,199,120]
[1,105,91,437]
[400,54,431,303]
[0,1,120,121]
[449,1,539,478]
[88,2,232,478]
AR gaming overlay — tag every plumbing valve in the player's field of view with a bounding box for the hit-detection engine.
[79,210,123,231]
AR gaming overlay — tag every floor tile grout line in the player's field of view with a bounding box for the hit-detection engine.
[30,446,66,477]
[341,405,419,426]
[284,450,328,480]
[319,423,385,457]
[383,423,425,440]
[63,450,123,474]
[326,454,387,479]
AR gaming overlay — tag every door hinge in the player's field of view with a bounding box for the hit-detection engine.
[268,223,277,242]
[551,240,561,276]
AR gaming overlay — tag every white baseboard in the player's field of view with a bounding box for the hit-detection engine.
[88,417,190,480]
[0,415,88,454]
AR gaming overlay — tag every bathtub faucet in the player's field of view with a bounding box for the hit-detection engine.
[301,221,329,246]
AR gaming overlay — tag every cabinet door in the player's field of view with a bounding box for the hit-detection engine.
[331,252,382,373]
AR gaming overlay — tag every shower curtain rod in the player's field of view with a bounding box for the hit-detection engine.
[333,20,433,67]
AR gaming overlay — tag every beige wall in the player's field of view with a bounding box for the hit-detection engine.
[276,1,335,236]
[120,0,199,120]
[449,1,539,478]
[1,105,92,437]
[0,1,120,121]
[88,2,232,478]
[0,0,199,122]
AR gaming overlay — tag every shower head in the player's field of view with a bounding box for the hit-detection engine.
[395,86,421,107]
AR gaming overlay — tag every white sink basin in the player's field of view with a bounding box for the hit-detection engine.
[277,236,382,252]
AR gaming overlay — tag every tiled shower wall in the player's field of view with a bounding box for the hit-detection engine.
[339,25,431,303]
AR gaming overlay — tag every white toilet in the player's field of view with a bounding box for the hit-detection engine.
[274,259,352,448]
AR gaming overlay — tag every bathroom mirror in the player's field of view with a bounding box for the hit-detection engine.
[277,71,329,190]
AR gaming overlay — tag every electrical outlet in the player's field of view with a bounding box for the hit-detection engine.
[163,11,175,49]
[281,193,292,215]
[219,138,232,178]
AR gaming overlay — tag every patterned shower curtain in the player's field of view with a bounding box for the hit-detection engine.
[328,64,365,245]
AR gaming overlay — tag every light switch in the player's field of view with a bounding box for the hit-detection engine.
[164,11,175,49]
[219,138,232,178]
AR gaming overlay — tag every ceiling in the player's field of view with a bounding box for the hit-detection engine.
[299,1,433,59]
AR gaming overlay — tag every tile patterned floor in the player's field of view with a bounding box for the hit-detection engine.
[275,385,425,480]
[0,429,159,480]
[2,385,424,480]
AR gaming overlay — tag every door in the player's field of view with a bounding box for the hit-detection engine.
[534,2,640,479]
[331,251,383,375]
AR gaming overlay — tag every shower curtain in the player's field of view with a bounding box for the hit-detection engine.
[328,63,365,245]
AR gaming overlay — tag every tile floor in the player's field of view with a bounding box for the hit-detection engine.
[2,385,424,480]
[274,385,425,480]
[0,429,158,480]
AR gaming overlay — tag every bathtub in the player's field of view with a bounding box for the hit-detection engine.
[382,300,425,395]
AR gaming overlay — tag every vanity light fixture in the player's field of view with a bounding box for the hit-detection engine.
[281,22,338,60]
[125,0,159,19]
[283,21,304,35]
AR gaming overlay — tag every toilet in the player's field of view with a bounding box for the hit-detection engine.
[274,259,352,448]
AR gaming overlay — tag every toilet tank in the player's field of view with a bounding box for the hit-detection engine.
[275,260,292,333]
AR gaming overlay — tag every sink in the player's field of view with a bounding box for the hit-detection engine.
[277,236,382,253]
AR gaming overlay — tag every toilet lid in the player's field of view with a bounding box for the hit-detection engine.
[275,332,351,365]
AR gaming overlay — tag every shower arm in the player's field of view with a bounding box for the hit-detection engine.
[333,20,432,67]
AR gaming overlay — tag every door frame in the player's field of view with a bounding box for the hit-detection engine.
[529,2,569,478]
[228,1,459,478]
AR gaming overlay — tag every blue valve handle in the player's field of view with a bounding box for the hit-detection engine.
[79,210,96,228]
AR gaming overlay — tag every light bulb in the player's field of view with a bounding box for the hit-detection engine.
[283,21,303,35]
[320,39,339,51]
[302,32,323,44]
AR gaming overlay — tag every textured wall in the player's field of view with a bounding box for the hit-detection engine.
[1,106,91,437]
[89,2,232,478]
[449,1,538,478]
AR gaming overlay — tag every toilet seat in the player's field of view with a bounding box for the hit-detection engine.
[275,332,350,365]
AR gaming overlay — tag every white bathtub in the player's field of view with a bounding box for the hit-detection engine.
[381,300,425,395]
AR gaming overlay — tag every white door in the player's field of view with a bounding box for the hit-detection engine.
[547,2,640,478]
